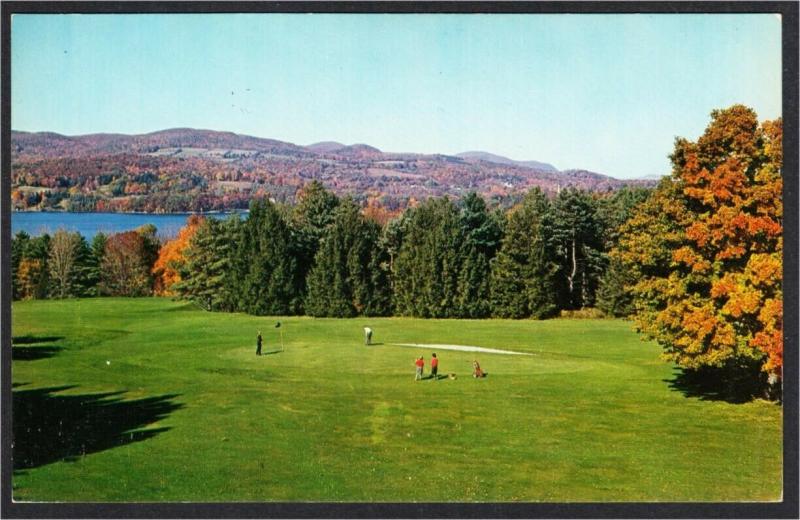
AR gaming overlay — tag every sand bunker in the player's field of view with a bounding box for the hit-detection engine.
[390,343,533,356]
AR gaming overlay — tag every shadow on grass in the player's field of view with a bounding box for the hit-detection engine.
[260,349,284,356]
[12,335,64,345]
[664,365,774,404]
[13,385,183,470]
[12,346,63,361]
[12,335,65,361]
[426,374,448,380]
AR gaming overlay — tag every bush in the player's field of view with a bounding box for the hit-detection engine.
[559,307,607,319]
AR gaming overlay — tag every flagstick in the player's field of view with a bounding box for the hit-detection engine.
[280,328,284,352]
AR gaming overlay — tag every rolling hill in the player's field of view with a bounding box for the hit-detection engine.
[456,151,559,172]
[11,129,654,213]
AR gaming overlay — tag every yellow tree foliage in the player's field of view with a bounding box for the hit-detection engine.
[16,258,44,300]
[152,215,205,296]
[618,106,783,379]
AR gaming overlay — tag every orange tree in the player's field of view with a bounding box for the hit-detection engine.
[615,105,783,387]
[152,215,205,296]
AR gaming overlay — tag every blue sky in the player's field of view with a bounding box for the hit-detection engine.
[12,13,781,178]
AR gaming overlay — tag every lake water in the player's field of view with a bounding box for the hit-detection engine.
[11,212,242,239]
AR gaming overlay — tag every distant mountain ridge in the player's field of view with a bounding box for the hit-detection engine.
[11,128,655,213]
[456,151,559,173]
[14,129,558,172]
[307,141,347,153]
[12,128,310,158]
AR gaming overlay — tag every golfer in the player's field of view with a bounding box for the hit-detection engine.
[364,327,373,346]
[256,331,263,356]
[415,356,425,381]
[430,353,439,381]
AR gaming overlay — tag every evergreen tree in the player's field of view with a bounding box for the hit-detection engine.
[381,213,410,308]
[87,233,107,296]
[175,216,240,311]
[72,234,98,297]
[305,199,390,317]
[393,198,463,318]
[490,188,558,318]
[595,187,652,317]
[292,181,340,300]
[236,199,302,315]
[11,231,31,300]
[595,186,653,250]
[456,193,503,318]
[595,256,635,317]
[550,189,605,310]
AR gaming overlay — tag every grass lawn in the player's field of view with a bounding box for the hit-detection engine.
[11,297,782,502]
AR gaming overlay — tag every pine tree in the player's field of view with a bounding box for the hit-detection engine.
[596,187,653,317]
[72,234,98,297]
[305,199,390,317]
[292,181,340,300]
[11,231,31,300]
[393,198,463,317]
[550,189,605,310]
[381,213,410,310]
[490,188,558,319]
[595,186,652,251]
[88,233,107,296]
[175,216,239,312]
[236,199,302,315]
[595,256,634,317]
[456,193,503,318]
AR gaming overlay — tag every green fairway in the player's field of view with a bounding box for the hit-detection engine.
[11,298,781,502]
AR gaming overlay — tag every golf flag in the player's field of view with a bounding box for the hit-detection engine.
[275,322,281,328]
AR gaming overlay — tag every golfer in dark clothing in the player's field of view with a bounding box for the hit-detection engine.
[256,331,263,356]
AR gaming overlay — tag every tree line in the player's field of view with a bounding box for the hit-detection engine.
[11,105,782,392]
[197,182,645,319]
[12,181,648,317]
[12,225,159,300]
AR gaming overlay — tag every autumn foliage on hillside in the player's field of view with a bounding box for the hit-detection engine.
[11,128,654,214]
[362,196,403,226]
[152,215,205,296]
[616,105,783,382]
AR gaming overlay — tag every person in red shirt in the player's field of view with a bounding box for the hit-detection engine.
[430,353,439,381]
[415,356,424,381]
